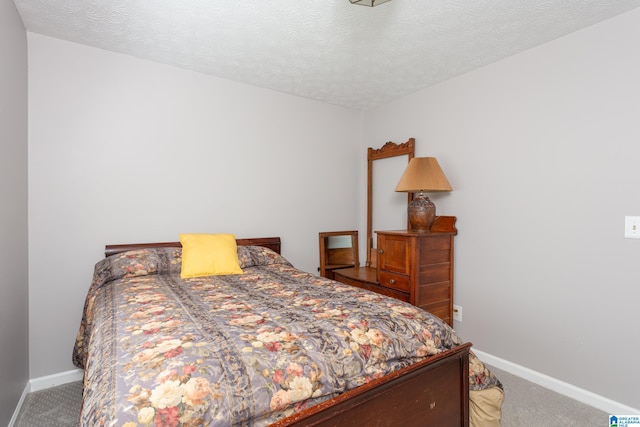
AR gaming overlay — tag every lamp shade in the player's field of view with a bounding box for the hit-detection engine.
[395,157,452,231]
[395,157,452,193]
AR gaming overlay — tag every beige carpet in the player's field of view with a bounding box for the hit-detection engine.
[488,365,609,426]
[14,366,610,426]
[14,381,81,427]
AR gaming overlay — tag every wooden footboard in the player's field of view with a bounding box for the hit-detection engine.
[272,342,471,427]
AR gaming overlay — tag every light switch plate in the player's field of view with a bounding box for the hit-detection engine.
[624,216,640,239]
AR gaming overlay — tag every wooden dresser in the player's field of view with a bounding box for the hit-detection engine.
[333,216,457,326]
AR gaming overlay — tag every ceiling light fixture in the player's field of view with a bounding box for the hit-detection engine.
[349,0,392,6]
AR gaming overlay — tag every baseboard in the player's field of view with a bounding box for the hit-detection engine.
[7,384,30,427]
[474,349,640,415]
[29,368,84,392]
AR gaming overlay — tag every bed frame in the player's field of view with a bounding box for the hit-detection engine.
[104,237,470,427]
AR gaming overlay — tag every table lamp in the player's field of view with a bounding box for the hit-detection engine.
[395,157,452,231]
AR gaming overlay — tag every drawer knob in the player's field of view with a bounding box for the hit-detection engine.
[378,249,384,254]
[389,279,396,285]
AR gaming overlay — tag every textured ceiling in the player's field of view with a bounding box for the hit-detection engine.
[13,0,640,110]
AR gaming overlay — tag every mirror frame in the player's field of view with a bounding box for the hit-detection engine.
[318,230,359,279]
[366,138,415,267]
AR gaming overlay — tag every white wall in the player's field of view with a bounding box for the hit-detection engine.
[0,1,29,425]
[364,8,640,409]
[28,33,363,378]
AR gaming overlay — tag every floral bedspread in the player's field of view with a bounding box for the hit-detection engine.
[73,246,501,426]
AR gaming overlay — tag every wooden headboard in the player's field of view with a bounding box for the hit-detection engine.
[104,237,281,258]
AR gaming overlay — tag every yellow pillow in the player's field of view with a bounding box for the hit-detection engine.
[180,233,243,278]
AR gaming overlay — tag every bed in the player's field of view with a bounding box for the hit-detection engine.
[72,236,503,426]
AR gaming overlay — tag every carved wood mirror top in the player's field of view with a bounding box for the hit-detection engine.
[366,138,415,267]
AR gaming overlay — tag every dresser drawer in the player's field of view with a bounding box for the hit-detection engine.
[365,283,410,302]
[378,271,410,292]
[334,271,410,302]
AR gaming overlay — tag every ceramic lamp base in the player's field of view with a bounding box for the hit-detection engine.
[407,195,436,232]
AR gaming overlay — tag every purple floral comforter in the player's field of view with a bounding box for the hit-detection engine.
[73,245,501,426]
